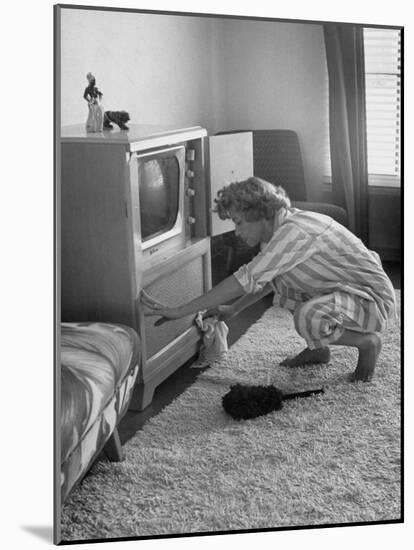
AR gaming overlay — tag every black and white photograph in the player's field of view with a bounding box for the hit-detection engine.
[4,1,407,548]
[4,0,414,550]
[0,0,412,550]
[53,2,404,545]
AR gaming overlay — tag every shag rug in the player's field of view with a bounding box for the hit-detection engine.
[60,292,401,542]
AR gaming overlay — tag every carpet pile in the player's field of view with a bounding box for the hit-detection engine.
[61,292,401,542]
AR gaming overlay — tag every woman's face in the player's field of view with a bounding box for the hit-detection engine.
[229,208,270,247]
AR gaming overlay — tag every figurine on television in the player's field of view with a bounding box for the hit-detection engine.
[83,72,104,132]
[103,110,130,130]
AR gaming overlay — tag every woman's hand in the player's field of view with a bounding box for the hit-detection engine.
[202,304,236,322]
[141,290,183,326]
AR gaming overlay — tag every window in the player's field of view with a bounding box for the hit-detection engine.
[324,27,402,187]
[364,27,401,186]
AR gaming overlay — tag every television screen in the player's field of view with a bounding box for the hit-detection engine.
[138,154,180,241]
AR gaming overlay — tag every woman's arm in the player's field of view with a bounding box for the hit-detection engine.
[142,273,245,322]
[204,283,273,321]
[231,283,273,314]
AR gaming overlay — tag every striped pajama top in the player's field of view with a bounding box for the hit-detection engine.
[233,208,397,334]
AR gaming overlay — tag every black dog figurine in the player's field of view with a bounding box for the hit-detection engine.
[222,384,324,420]
[104,110,130,130]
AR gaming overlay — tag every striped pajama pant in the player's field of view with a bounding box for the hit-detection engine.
[280,291,389,350]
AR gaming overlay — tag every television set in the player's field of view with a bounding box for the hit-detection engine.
[134,145,188,260]
[60,124,211,409]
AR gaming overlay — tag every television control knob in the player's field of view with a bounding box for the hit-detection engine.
[186,149,196,161]
[186,188,196,197]
[186,169,195,179]
[187,216,196,225]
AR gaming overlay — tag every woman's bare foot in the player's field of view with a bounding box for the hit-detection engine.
[280,346,331,367]
[349,333,382,382]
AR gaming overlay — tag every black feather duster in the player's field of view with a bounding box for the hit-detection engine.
[222,384,324,420]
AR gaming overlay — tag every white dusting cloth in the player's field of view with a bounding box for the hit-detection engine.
[192,311,229,368]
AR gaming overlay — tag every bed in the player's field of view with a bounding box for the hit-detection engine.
[60,322,140,503]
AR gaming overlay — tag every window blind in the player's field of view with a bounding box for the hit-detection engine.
[324,27,401,187]
[364,27,401,185]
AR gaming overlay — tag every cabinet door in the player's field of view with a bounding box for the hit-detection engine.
[207,132,254,236]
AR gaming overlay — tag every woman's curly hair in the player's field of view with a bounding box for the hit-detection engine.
[214,177,291,221]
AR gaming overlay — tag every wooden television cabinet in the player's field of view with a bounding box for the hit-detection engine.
[60,124,211,410]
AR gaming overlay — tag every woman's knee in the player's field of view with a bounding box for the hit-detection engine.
[293,301,334,342]
[293,303,319,339]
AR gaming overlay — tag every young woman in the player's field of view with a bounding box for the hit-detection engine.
[142,177,397,382]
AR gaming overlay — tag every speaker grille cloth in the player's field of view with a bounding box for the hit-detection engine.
[144,255,205,359]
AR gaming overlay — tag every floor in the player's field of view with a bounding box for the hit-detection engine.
[118,260,401,444]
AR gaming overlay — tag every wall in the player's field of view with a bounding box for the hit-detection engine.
[59,9,328,200]
[368,187,401,261]
[60,9,218,131]
[217,19,328,200]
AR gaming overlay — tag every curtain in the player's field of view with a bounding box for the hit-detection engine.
[324,24,368,241]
